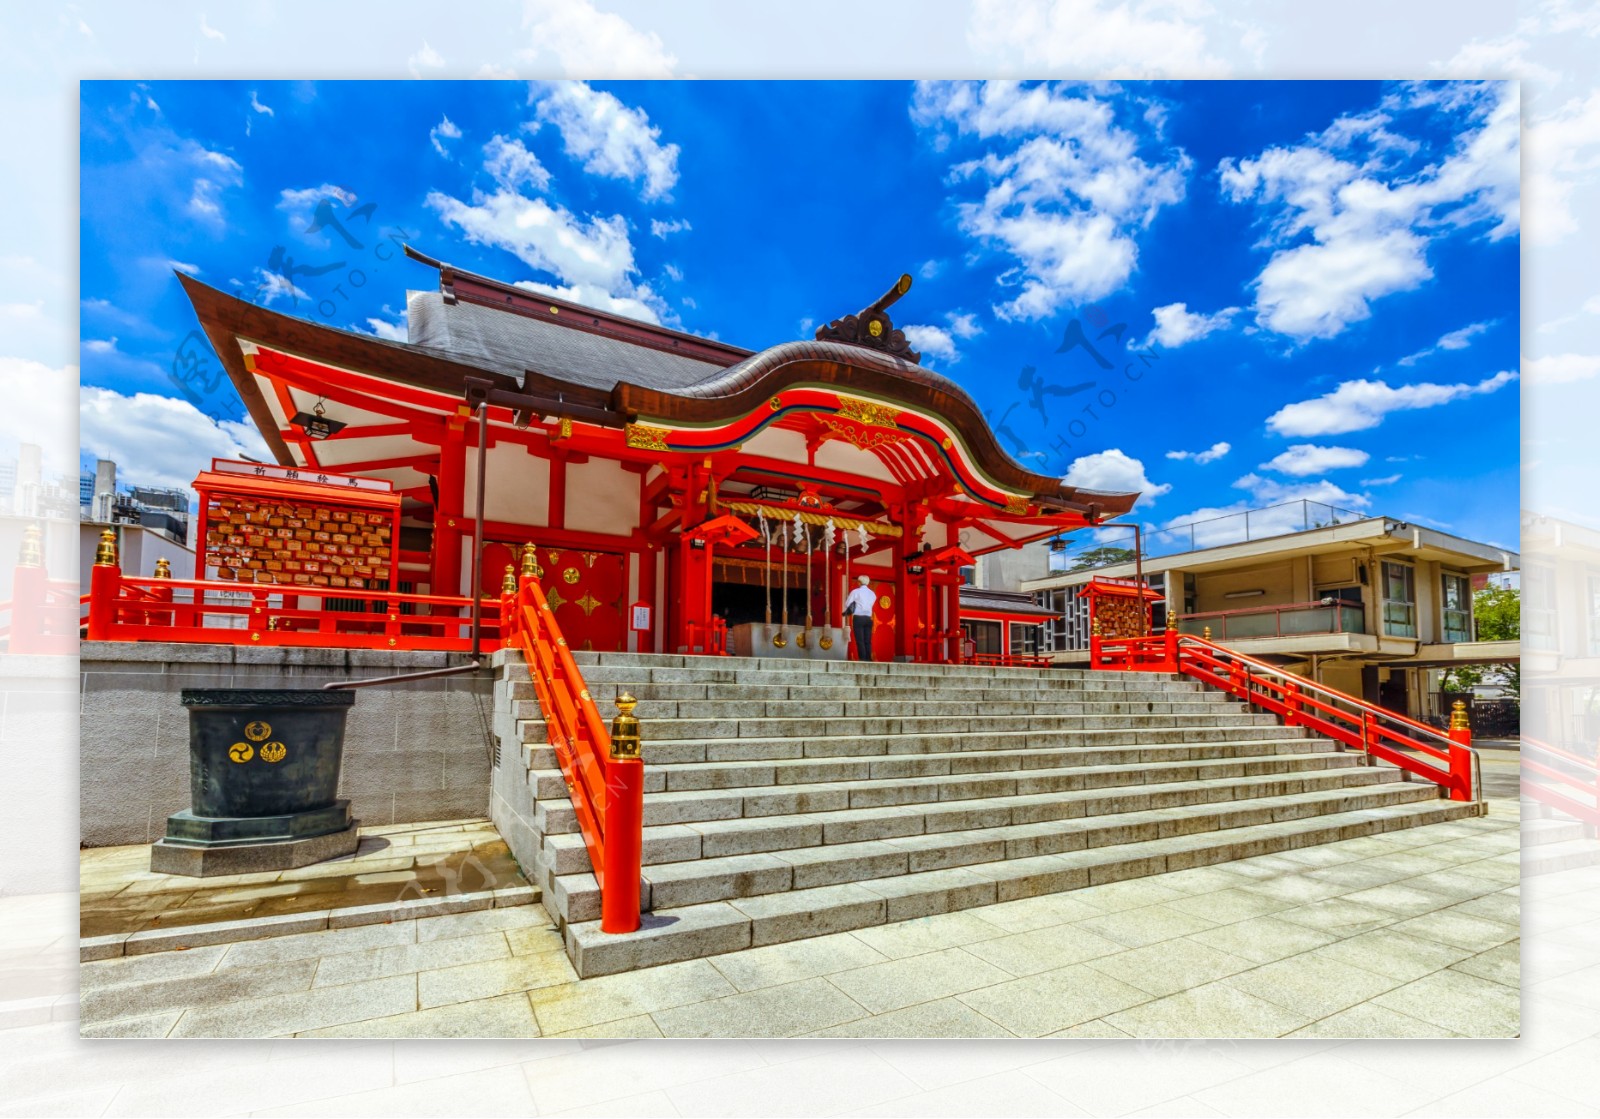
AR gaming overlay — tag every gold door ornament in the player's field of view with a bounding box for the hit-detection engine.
[244,721,272,742]
[228,742,254,763]
[260,741,287,764]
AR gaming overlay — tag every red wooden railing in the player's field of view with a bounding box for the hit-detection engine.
[82,565,502,651]
[963,651,1052,669]
[1092,629,1479,803]
[501,575,643,933]
[1522,736,1600,827]
[0,575,83,656]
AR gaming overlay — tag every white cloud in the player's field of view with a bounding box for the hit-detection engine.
[902,325,958,365]
[245,268,311,307]
[530,81,680,201]
[912,81,1189,321]
[82,337,118,355]
[919,259,943,280]
[1397,319,1495,365]
[1361,473,1402,486]
[1524,90,1600,246]
[966,0,1229,77]
[946,312,983,339]
[355,308,408,342]
[1526,353,1600,385]
[1266,370,1517,435]
[180,142,242,228]
[249,91,273,118]
[1142,302,1239,348]
[167,259,201,276]
[408,41,445,77]
[80,386,269,494]
[1165,441,1230,464]
[427,189,636,293]
[1221,82,1519,340]
[483,134,550,191]
[650,218,691,239]
[662,263,683,283]
[430,114,463,158]
[276,183,357,233]
[520,0,676,78]
[1156,474,1371,550]
[1063,449,1169,507]
[1260,443,1370,476]
[199,13,224,42]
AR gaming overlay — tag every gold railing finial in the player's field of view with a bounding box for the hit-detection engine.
[93,527,118,568]
[520,541,539,580]
[153,557,172,579]
[1449,699,1470,731]
[1091,617,1103,637]
[1203,626,1212,642]
[609,692,642,761]
[17,523,42,568]
[501,564,517,595]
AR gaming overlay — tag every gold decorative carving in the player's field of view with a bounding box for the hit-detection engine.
[562,567,580,584]
[244,721,272,742]
[546,587,568,612]
[228,742,254,763]
[260,741,287,764]
[819,417,905,451]
[835,397,900,428]
[769,396,782,410]
[1003,496,1030,516]
[576,593,602,616]
[625,423,671,451]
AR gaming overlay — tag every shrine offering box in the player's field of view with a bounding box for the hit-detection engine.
[194,459,401,591]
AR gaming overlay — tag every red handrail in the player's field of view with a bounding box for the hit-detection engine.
[502,577,643,933]
[1092,630,1477,802]
[1522,736,1600,826]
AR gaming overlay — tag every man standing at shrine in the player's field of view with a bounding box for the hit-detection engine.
[844,574,879,662]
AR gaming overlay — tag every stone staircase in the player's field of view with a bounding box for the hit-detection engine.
[492,651,1481,977]
[1521,801,1600,876]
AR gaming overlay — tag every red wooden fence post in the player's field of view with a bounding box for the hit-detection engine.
[601,692,644,933]
[1447,699,1474,802]
[10,523,46,654]
[1164,611,1179,671]
[86,528,121,642]
[1284,681,1301,727]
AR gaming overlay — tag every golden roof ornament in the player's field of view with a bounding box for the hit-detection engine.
[94,527,118,568]
[814,273,921,363]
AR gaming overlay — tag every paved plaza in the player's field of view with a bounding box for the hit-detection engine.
[69,801,1520,1041]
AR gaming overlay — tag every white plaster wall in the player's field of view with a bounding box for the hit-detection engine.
[565,458,640,535]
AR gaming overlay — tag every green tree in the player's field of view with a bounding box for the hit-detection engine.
[1441,585,1519,697]
[1069,546,1136,572]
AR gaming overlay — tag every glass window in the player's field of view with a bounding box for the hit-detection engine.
[1442,573,1472,643]
[1010,623,1039,656]
[1382,562,1416,638]
[962,619,1002,655]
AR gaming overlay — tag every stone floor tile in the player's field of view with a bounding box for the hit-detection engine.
[845,910,1011,961]
[1386,909,1519,952]
[313,930,513,989]
[1070,878,1187,912]
[1221,951,1404,1019]
[650,975,869,1038]
[212,919,416,969]
[166,974,417,1037]
[297,993,541,1038]
[1336,881,1462,917]
[709,931,889,992]
[505,924,567,957]
[416,950,578,1010]
[961,923,1126,976]
[1371,968,1520,1037]
[546,1013,664,1038]
[413,906,550,943]
[1286,1002,1459,1038]
[1184,916,1339,964]
[77,1010,183,1038]
[1102,980,1310,1038]
[1448,940,1520,987]
[1164,887,1292,924]
[1083,939,1256,997]
[1271,897,1399,937]
[77,944,228,990]
[528,958,736,1035]
[1443,888,1521,925]
[1045,1019,1134,1037]
[826,946,1013,1014]
[1312,929,1474,982]
[957,963,1152,1037]
[806,996,1016,1038]
[1075,903,1217,948]
[80,957,318,1026]
[949,893,1103,934]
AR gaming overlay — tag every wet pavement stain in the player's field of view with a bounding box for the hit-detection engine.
[79,821,528,939]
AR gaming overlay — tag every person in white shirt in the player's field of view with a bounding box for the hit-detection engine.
[843,574,879,662]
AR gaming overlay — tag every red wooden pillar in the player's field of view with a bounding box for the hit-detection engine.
[1447,700,1474,803]
[674,461,712,653]
[433,428,466,599]
[894,504,920,662]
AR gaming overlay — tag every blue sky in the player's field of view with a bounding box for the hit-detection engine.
[79,79,1520,548]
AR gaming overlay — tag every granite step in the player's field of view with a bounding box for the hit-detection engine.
[519,678,1234,705]
[533,747,1369,835]
[564,797,1482,977]
[544,780,1448,922]
[539,764,1401,876]
[528,735,1329,797]
[509,690,1237,719]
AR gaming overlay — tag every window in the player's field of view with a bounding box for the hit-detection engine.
[1010,623,1040,656]
[962,619,1002,655]
[1525,564,1556,651]
[1382,562,1416,638]
[1441,573,1472,643]
[1589,574,1600,657]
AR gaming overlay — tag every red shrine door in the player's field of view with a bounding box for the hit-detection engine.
[871,580,897,663]
[481,542,628,652]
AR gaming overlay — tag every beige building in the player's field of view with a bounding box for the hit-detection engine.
[1022,516,1518,724]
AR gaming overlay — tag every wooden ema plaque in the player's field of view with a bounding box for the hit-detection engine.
[193,460,401,591]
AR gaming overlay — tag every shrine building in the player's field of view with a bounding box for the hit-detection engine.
[176,252,1138,663]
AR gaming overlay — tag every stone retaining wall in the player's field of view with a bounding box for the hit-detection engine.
[80,642,494,847]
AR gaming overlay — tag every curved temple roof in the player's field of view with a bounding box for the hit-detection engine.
[177,259,1139,519]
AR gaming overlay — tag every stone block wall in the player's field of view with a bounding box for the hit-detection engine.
[80,642,494,847]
